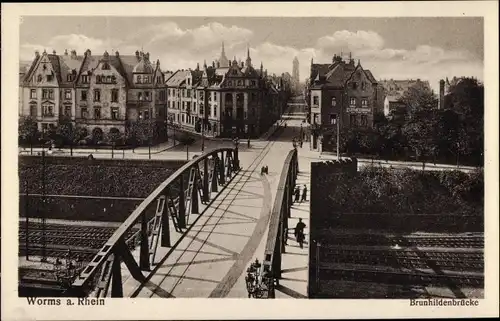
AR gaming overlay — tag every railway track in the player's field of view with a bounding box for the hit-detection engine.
[323,235,484,248]
[319,248,484,272]
[18,222,139,260]
[319,265,484,287]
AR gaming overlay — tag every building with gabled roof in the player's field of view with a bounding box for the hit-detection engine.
[306,53,382,152]
[166,43,291,138]
[19,49,167,143]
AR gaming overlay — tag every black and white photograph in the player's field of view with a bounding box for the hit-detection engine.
[2,2,498,320]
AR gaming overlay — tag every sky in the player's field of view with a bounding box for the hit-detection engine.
[19,16,484,91]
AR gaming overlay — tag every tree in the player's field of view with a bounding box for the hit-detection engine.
[125,120,154,146]
[107,127,122,158]
[402,111,439,167]
[19,116,39,153]
[400,82,438,115]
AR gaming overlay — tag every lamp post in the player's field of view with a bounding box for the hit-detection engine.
[333,115,340,160]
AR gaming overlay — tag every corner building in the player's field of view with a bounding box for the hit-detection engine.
[20,49,166,141]
[306,54,382,151]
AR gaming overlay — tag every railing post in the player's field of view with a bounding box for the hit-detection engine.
[161,195,171,247]
[280,209,286,254]
[139,213,150,271]
[233,147,239,170]
[191,171,199,215]
[211,156,219,193]
[203,157,210,203]
[219,151,225,184]
[287,175,292,218]
[178,174,186,229]
[110,253,123,298]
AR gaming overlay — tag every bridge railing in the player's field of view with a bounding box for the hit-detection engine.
[68,147,240,297]
[260,148,298,298]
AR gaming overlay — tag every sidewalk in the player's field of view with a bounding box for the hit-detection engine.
[274,151,312,299]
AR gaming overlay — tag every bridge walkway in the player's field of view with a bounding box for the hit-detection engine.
[119,136,292,298]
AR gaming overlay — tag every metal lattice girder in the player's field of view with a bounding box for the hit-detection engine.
[71,148,237,297]
[95,255,114,298]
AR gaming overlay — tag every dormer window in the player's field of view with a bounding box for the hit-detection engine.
[138,92,143,101]
[67,75,73,82]
[143,75,149,84]
[137,75,142,84]
[96,75,101,83]
[331,97,337,107]
[102,62,110,70]
[37,75,43,82]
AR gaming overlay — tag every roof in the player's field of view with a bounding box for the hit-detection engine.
[364,69,377,83]
[386,94,403,102]
[165,70,190,87]
[58,54,84,86]
[133,57,154,74]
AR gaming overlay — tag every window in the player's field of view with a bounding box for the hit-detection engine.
[30,89,37,99]
[96,75,101,83]
[49,89,54,99]
[350,114,357,126]
[64,106,71,116]
[81,107,88,118]
[330,114,337,125]
[137,75,142,84]
[182,114,185,123]
[361,99,368,106]
[94,107,101,119]
[157,76,162,84]
[106,76,112,83]
[37,75,43,82]
[47,75,53,82]
[237,80,242,86]
[42,105,54,116]
[361,82,366,90]
[65,90,71,100]
[352,82,358,90]
[82,75,90,83]
[42,123,48,131]
[145,91,151,101]
[67,75,73,82]
[313,114,319,124]
[102,62,110,70]
[214,106,217,117]
[159,90,165,101]
[143,76,149,84]
[313,96,319,105]
[138,92,143,101]
[111,89,119,103]
[187,89,191,98]
[350,97,356,106]
[331,97,337,107]
[232,70,237,75]
[111,108,119,120]
[193,102,197,113]
[227,81,232,86]
[94,89,101,102]
[361,115,368,127]
[144,110,149,120]
[30,104,37,117]
[251,80,256,86]
[251,93,257,102]
[200,103,204,116]
[81,90,87,101]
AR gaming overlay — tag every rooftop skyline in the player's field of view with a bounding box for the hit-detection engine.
[20,16,484,91]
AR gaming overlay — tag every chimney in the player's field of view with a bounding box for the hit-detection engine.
[217,61,220,68]
[85,49,91,56]
[145,52,150,61]
[64,49,68,55]
[52,50,57,55]
[35,51,40,58]
[115,51,120,57]
[212,61,215,68]
[71,50,77,59]
[135,50,140,60]
[241,61,244,68]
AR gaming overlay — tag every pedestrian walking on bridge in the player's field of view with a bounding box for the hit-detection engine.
[301,185,308,202]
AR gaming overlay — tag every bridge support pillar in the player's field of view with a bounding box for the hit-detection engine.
[161,195,171,247]
[211,158,218,193]
[110,254,123,298]
[219,151,225,185]
[178,175,186,229]
[203,158,210,203]
[192,172,199,215]
[139,214,150,270]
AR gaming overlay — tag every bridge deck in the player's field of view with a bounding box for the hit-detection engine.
[118,141,291,298]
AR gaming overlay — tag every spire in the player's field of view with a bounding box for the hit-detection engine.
[219,41,229,67]
[246,44,252,67]
[222,41,225,55]
[203,59,207,68]
[311,57,313,65]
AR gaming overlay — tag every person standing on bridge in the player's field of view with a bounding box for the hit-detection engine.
[294,186,301,203]
[301,185,308,202]
[294,218,306,249]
